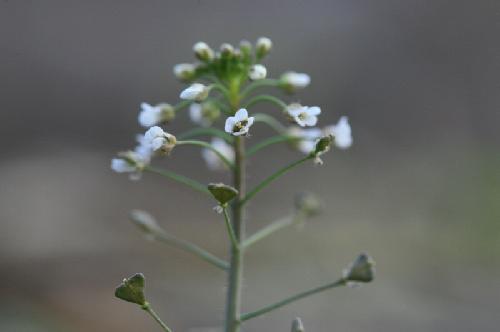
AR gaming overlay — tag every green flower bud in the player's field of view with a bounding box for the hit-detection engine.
[193,41,214,62]
[312,135,333,165]
[220,43,235,58]
[256,37,272,59]
[342,253,375,283]
[239,40,252,58]
[208,183,238,205]
[159,103,176,123]
[115,273,146,305]
[173,63,196,82]
[291,317,305,332]
[294,192,321,217]
[201,101,221,124]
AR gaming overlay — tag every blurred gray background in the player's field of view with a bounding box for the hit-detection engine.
[1,0,499,331]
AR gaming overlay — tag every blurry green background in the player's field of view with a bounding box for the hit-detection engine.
[1,1,499,331]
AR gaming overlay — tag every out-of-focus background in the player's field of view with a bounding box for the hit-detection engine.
[1,1,499,331]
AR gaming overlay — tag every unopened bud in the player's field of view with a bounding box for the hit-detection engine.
[158,103,176,123]
[115,273,146,306]
[208,183,238,206]
[239,40,252,57]
[173,63,196,81]
[294,192,321,217]
[130,210,164,236]
[256,37,272,58]
[291,317,305,332]
[342,253,375,283]
[193,41,214,61]
[220,43,235,57]
[180,83,210,102]
[248,64,267,80]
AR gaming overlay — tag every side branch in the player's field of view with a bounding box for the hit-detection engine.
[242,213,302,248]
[144,166,209,195]
[240,279,346,322]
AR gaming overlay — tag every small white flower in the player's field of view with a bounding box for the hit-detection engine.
[286,103,321,127]
[134,134,154,162]
[256,37,272,56]
[138,103,162,127]
[144,126,176,153]
[202,138,235,171]
[180,83,210,102]
[324,116,352,149]
[111,158,136,173]
[224,109,255,136]
[281,71,311,90]
[173,63,196,81]
[193,41,214,61]
[111,150,149,181]
[248,64,267,80]
[288,127,322,154]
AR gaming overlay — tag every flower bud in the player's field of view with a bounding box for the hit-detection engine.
[115,273,146,305]
[311,135,332,165]
[256,37,272,58]
[130,210,164,236]
[193,41,214,61]
[280,71,311,93]
[239,40,252,57]
[220,43,235,57]
[208,183,238,206]
[144,126,177,154]
[180,83,210,102]
[158,103,176,123]
[294,192,321,217]
[342,253,375,283]
[248,64,267,80]
[173,63,196,81]
[291,317,305,332]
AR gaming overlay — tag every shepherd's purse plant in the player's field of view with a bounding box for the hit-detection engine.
[111,37,375,332]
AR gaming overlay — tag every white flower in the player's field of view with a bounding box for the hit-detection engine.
[281,71,311,90]
[111,150,148,181]
[173,63,196,81]
[134,134,154,162]
[256,37,272,56]
[180,83,210,102]
[193,41,214,61]
[324,116,352,149]
[202,138,235,171]
[286,103,321,127]
[288,127,322,154]
[144,126,176,153]
[224,109,255,136]
[248,64,267,80]
[138,103,162,127]
[111,158,136,173]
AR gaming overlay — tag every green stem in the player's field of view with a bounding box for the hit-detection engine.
[144,166,208,195]
[211,83,231,100]
[142,302,173,332]
[174,100,192,112]
[241,156,312,205]
[178,127,234,143]
[223,207,240,250]
[253,113,287,133]
[241,79,280,98]
[242,213,303,248]
[240,279,346,322]
[177,140,234,170]
[243,94,287,110]
[247,135,292,157]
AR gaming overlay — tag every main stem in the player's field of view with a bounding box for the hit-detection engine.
[225,80,245,332]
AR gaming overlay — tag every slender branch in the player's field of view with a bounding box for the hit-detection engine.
[178,127,234,143]
[144,166,209,195]
[241,156,312,205]
[223,207,240,250]
[240,279,346,322]
[155,231,228,270]
[243,94,288,111]
[177,140,234,170]
[253,113,287,133]
[174,100,192,112]
[242,213,303,248]
[142,302,173,332]
[241,79,280,98]
[247,135,292,157]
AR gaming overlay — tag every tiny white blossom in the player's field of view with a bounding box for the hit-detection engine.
[202,138,235,171]
[224,109,255,136]
[111,158,136,173]
[134,134,154,162]
[288,127,322,154]
[138,103,162,127]
[324,116,352,149]
[180,83,210,102]
[286,104,321,127]
[193,41,214,61]
[248,64,267,80]
[281,71,311,90]
[256,37,272,56]
[144,126,176,152]
[173,63,196,81]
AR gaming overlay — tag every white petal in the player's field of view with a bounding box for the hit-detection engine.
[111,159,135,173]
[225,117,236,133]
[151,137,166,151]
[234,108,248,121]
[308,106,321,116]
[303,115,318,127]
[246,116,255,128]
[189,103,202,123]
[144,126,165,142]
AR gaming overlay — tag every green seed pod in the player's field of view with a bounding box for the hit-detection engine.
[342,253,376,283]
[208,183,239,205]
[115,273,146,305]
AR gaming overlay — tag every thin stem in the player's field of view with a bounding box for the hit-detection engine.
[154,230,229,270]
[177,140,234,170]
[211,83,231,100]
[142,303,173,332]
[174,100,192,112]
[240,279,347,322]
[253,113,287,133]
[247,135,292,157]
[223,207,240,250]
[241,79,280,98]
[178,127,234,143]
[144,166,208,195]
[243,94,287,111]
[241,156,312,205]
[242,213,303,248]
